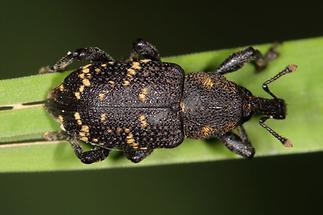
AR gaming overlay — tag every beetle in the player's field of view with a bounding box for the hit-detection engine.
[42,39,296,164]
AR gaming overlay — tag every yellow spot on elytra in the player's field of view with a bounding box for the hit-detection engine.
[82,79,91,87]
[100,113,107,122]
[123,80,130,86]
[201,76,214,89]
[108,80,115,86]
[101,64,107,67]
[201,126,215,137]
[98,93,105,101]
[180,101,185,112]
[59,84,64,92]
[83,64,92,69]
[74,112,81,120]
[139,114,148,129]
[124,128,130,133]
[92,138,98,143]
[126,133,136,144]
[79,132,86,137]
[81,125,89,133]
[82,68,90,73]
[86,73,92,78]
[123,62,142,85]
[131,61,141,70]
[108,61,114,65]
[140,59,151,63]
[77,120,82,125]
[81,137,88,142]
[74,92,81,100]
[126,133,133,139]
[79,85,85,93]
[126,133,139,149]
[79,73,85,79]
[116,127,123,134]
[95,68,101,73]
[127,68,136,76]
[138,87,148,102]
[58,115,64,123]
[82,64,91,73]
[127,138,135,144]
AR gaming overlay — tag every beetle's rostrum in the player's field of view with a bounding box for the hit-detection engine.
[42,39,297,164]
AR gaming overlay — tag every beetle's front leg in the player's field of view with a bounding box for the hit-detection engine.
[123,146,153,163]
[40,47,114,74]
[215,44,279,75]
[219,126,255,158]
[129,38,160,61]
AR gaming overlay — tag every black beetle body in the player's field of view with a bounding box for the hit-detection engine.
[44,39,296,163]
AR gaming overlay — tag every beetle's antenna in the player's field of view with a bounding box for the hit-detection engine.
[259,65,297,147]
[262,64,297,99]
[259,116,293,147]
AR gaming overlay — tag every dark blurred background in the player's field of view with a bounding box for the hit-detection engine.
[0,0,323,214]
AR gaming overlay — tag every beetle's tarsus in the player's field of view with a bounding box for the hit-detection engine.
[253,43,280,71]
[283,139,293,148]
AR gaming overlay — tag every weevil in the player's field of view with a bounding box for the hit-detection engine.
[42,39,296,164]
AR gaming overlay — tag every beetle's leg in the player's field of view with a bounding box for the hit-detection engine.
[69,138,110,164]
[220,126,255,158]
[123,146,153,163]
[43,131,110,164]
[215,44,279,75]
[129,38,160,61]
[39,47,114,73]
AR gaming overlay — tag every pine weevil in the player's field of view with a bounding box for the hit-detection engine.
[42,39,297,163]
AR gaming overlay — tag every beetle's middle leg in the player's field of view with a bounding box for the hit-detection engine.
[215,44,279,75]
[40,47,114,74]
[129,38,160,61]
[219,125,255,158]
[43,131,110,164]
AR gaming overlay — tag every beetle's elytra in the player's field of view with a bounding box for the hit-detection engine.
[43,39,297,164]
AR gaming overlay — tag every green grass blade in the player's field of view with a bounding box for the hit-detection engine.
[0,73,67,105]
[0,36,322,172]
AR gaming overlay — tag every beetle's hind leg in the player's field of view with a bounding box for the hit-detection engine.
[215,44,279,75]
[43,131,110,164]
[69,138,110,164]
[129,38,160,61]
[220,126,255,158]
[39,47,114,74]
